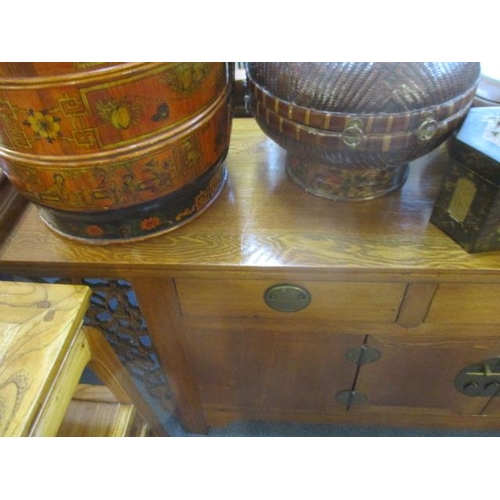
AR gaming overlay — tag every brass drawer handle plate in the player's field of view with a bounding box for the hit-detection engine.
[263,284,311,313]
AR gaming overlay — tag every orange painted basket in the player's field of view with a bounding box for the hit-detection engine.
[0,62,232,243]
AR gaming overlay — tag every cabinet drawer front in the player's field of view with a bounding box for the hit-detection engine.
[426,284,500,324]
[176,279,405,322]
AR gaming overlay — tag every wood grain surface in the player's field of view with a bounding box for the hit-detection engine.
[0,282,168,436]
[57,385,141,437]
[2,118,500,280]
[3,118,500,433]
[0,281,90,436]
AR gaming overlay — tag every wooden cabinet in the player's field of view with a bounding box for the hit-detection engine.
[354,335,500,417]
[426,283,500,324]
[185,325,360,413]
[166,274,500,430]
[2,119,500,433]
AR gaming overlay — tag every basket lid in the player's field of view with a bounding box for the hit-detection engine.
[246,62,481,114]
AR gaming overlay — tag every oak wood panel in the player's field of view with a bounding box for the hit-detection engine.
[257,334,360,412]
[176,279,405,322]
[130,277,207,434]
[57,385,138,437]
[2,119,500,279]
[183,315,500,338]
[426,284,500,324]
[0,281,90,436]
[185,328,361,412]
[0,281,168,436]
[83,326,168,437]
[397,282,438,328]
[353,335,500,416]
[29,327,91,436]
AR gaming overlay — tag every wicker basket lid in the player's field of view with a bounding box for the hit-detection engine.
[246,62,481,114]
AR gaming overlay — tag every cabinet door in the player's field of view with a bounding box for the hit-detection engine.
[185,327,361,413]
[352,335,500,416]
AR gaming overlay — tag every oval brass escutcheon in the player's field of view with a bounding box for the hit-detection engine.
[335,390,367,406]
[263,284,311,312]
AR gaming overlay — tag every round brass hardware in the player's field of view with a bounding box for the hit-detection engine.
[416,116,438,143]
[342,119,365,149]
[263,284,311,313]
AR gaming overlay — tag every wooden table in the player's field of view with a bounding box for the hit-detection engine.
[2,118,500,434]
[0,281,167,436]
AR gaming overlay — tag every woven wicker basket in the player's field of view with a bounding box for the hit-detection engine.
[246,62,480,200]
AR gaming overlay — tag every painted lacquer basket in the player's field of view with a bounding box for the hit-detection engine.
[246,62,480,200]
[0,62,232,243]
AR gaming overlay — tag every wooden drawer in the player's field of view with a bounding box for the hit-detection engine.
[175,279,406,322]
[426,283,500,324]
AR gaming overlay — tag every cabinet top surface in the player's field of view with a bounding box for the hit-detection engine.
[1,118,500,277]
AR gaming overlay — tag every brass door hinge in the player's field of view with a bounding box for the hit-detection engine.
[345,345,381,365]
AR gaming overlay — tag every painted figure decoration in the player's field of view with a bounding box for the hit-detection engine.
[0,62,232,243]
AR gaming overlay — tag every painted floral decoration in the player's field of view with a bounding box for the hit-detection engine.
[85,225,105,237]
[140,216,162,231]
[23,109,62,143]
[96,98,142,130]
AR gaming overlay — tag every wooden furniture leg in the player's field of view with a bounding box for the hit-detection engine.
[1,281,170,437]
[83,326,169,437]
[131,277,207,434]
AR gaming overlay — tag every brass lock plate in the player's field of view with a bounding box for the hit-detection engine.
[455,358,500,397]
[263,284,311,313]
